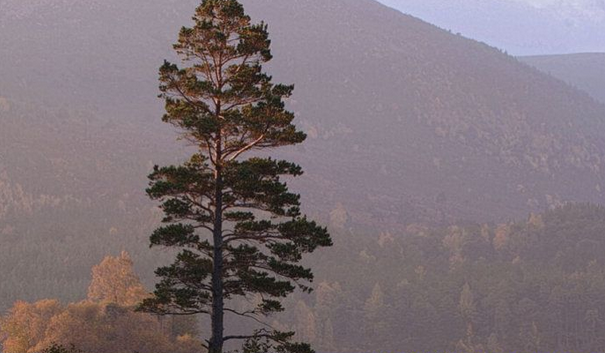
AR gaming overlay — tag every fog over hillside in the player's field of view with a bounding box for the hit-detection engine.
[2,1,605,350]
[2,0,605,226]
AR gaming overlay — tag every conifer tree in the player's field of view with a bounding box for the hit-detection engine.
[138,1,332,353]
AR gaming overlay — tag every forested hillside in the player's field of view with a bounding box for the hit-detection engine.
[3,0,605,324]
[5,204,605,353]
[3,0,605,226]
[0,97,178,307]
[278,203,605,353]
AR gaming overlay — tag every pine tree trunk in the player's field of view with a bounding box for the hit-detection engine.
[210,154,225,353]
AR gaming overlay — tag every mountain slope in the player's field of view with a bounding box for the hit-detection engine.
[240,0,605,225]
[3,0,605,307]
[520,53,605,104]
[5,0,605,226]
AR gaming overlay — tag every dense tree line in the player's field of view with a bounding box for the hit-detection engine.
[277,203,605,353]
[5,204,605,352]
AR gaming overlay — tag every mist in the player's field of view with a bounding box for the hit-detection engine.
[1,1,605,352]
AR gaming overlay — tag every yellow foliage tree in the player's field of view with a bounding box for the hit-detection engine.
[0,300,63,353]
[0,254,202,353]
[87,251,147,306]
[36,301,195,353]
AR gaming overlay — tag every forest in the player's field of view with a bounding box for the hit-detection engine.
[4,204,605,352]
[3,0,605,352]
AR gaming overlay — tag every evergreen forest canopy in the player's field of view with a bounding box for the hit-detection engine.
[2,0,605,352]
[5,204,605,353]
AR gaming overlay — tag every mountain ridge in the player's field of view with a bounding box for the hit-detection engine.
[520,52,605,105]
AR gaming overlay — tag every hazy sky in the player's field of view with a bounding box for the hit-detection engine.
[376,0,605,55]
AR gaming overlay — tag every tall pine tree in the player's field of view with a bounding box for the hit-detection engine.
[138,1,332,353]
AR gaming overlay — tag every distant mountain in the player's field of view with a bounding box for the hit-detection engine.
[377,0,605,55]
[3,0,605,307]
[520,53,605,104]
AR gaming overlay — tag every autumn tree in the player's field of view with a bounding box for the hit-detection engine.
[87,251,147,306]
[363,283,388,344]
[137,1,332,353]
[0,255,201,353]
[38,302,200,353]
[0,300,62,353]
